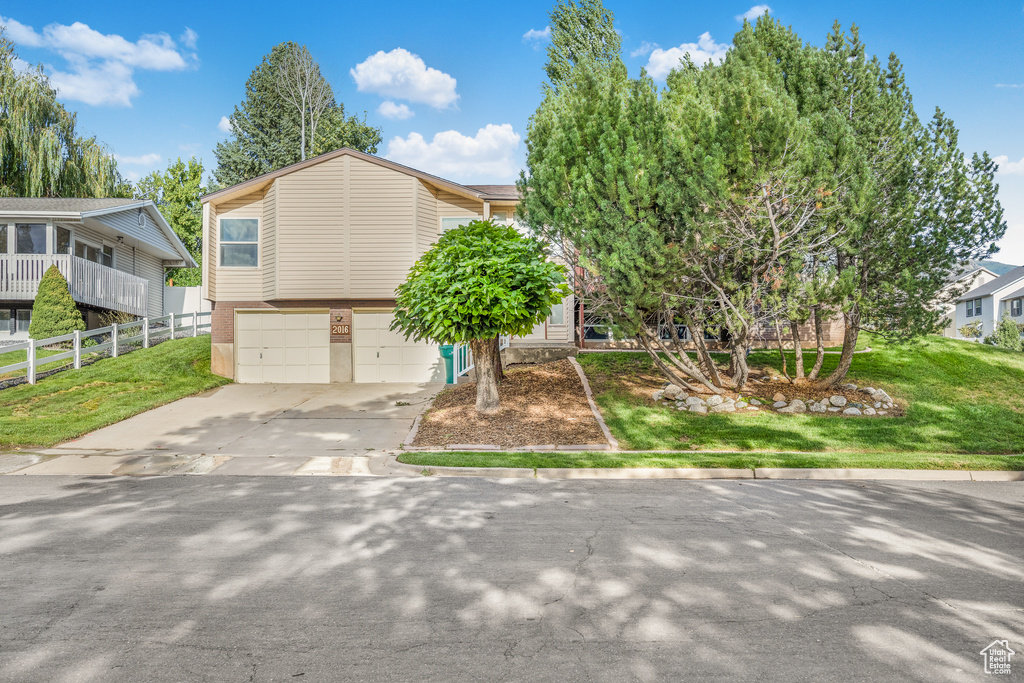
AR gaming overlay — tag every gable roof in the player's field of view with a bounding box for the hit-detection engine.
[0,198,196,267]
[465,185,519,201]
[959,265,1024,301]
[945,260,997,285]
[202,148,521,206]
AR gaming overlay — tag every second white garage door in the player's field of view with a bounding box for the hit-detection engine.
[236,310,330,383]
[353,311,444,383]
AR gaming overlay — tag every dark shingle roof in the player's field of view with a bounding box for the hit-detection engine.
[0,197,140,213]
[465,185,519,200]
[959,265,1024,301]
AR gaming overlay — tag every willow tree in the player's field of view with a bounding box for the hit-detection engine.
[0,34,127,198]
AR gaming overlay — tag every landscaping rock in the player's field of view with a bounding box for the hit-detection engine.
[843,407,862,416]
[772,392,787,402]
[689,405,708,414]
[828,407,841,412]
[850,402,864,409]
[879,410,888,415]
[747,406,759,411]
[773,401,788,409]
[874,401,882,408]
[884,402,893,409]
[663,384,684,400]
[864,407,877,416]
[710,402,736,413]
[829,395,847,407]
[735,401,748,409]
[873,390,893,403]
[789,399,808,413]
[652,390,665,402]
[841,383,858,390]
[707,395,725,407]
[749,398,762,406]
[685,397,707,408]
[810,402,827,413]
[861,387,876,395]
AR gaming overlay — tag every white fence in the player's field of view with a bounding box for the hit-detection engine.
[453,335,511,380]
[0,311,211,385]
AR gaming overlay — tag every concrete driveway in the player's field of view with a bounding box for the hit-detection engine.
[55,383,442,457]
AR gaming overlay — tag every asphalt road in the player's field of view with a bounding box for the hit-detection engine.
[0,476,1021,682]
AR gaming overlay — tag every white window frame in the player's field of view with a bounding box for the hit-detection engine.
[440,216,481,233]
[548,301,565,326]
[53,225,73,256]
[219,217,260,268]
[14,222,48,255]
[74,236,115,268]
[0,223,9,254]
[1012,298,1022,318]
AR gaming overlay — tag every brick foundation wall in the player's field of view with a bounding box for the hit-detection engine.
[211,299,396,344]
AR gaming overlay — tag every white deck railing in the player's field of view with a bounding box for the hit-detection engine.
[453,334,511,381]
[0,254,149,318]
[0,311,211,385]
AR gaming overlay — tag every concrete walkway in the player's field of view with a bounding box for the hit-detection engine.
[45,382,442,458]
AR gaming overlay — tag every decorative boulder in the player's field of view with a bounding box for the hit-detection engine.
[749,398,762,406]
[773,401,788,409]
[711,402,736,413]
[652,390,665,402]
[706,395,725,407]
[864,407,877,416]
[773,392,787,402]
[843,407,862,416]
[663,384,684,400]
[810,402,827,413]
[841,383,857,390]
[735,401,748,409]
[689,405,708,414]
[828,407,842,412]
[685,397,707,408]
[872,390,893,404]
[829,395,847,407]
[874,402,882,408]
[778,399,807,414]
[861,387,876,395]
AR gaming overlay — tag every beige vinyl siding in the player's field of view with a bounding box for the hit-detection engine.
[275,156,346,298]
[262,180,277,299]
[436,190,483,223]
[204,202,216,299]
[214,191,264,300]
[70,222,164,317]
[349,156,416,298]
[415,181,438,256]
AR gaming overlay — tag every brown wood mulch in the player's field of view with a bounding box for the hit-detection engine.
[413,359,607,447]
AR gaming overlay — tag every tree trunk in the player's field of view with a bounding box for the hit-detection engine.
[730,330,750,389]
[470,338,501,414]
[683,312,723,388]
[790,321,805,379]
[772,318,791,382]
[816,307,860,388]
[489,335,505,382]
[808,306,826,380]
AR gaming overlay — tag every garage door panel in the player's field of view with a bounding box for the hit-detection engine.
[309,346,330,365]
[262,365,285,383]
[308,329,329,346]
[235,311,329,384]
[353,311,443,383]
[237,314,262,332]
[285,347,308,364]
[284,329,307,347]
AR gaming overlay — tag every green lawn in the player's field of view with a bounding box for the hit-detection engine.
[577,334,1024,454]
[0,336,230,448]
[0,346,77,379]
[397,450,1024,471]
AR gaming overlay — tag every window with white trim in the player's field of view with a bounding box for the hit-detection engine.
[55,226,71,255]
[219,218,259,267]
[441,216,480,233]
[15,224,46,254]
[16,309,30,333]
[0,225,7,254]
[548,302,564,326]
[1012,298,1022,318]
[75,240,113,267]
[966,298,982,317]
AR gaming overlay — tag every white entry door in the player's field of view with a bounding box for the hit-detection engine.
[235,310,330,383]
[353,311,444,383]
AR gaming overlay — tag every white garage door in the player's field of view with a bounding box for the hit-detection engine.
[236,311,330,383]
[353,311,444,383]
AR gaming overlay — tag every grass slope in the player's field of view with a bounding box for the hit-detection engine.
[0,336,230,448]
[578,334,1024,454]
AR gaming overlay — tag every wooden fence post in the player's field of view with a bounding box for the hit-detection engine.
[27,338,36,385]
[73,330,81,369]
[111,323,119,358]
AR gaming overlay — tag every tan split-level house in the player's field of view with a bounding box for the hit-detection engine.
[201,148,574,384]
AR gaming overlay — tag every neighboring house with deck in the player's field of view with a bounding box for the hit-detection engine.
[200,148,574,384]
[953,265,1024,340]
[0,198,196,340]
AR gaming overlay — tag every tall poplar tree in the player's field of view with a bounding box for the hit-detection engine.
[545,0,621,87]
[214,42,382,188]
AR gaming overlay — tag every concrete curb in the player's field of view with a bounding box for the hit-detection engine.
[567,356,619,450]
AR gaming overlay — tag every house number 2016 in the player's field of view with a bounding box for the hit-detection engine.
[331,324,350,335]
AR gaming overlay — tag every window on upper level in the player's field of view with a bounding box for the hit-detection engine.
[75,241,113,268]
[966,298,982,317]
[0,225,7,254]
[15,224,46,254]
[441,216,480,233]
[55,227,71,255]
[219,218,259,268]
[1012,298,1022,317]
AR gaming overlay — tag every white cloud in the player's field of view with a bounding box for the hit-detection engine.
[994,155,1024,175]
[385,124,522,182]
[377,101,414,120]
[630,41,659,58]
[737,5,772,22]
[645,32,730,80]
[350,48,458,109]
[217,116,233,134]
[0,15,196,106]
[114,152,161,166]
[523,26,551,41]
[996,83,1024,88]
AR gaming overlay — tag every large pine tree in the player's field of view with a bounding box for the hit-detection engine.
[214,42,382,188]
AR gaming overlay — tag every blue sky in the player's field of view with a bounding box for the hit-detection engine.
[3,1,1023,262]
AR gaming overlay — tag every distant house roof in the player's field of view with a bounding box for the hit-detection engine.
[0,197,140,213]
[981,260,1020,277]
[202,148,522,206]
[465,185,519,201]
[959,265,1024,301]
[945,260,997,285]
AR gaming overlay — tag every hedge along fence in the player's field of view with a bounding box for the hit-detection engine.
[0,311,211,385]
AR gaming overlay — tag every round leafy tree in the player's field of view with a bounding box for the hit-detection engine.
[992,311,1024,352]
[392,220,569,414]
[28,265,86,340]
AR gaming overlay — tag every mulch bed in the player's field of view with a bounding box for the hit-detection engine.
[413,359,607,447]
